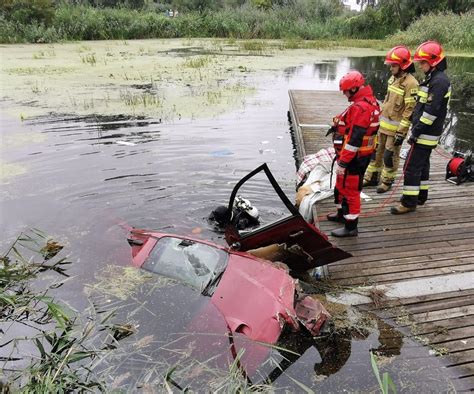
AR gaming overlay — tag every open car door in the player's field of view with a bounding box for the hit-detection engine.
[224,164,351,271]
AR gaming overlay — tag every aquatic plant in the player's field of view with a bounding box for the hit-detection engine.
[0,230,148,392]
[120,90,162,108]
[0,231,101,391]
[32,47,55,59]
[239,40,268,53]
[370,351,397,394]
[184,55,214,68]
[80,52,97,66]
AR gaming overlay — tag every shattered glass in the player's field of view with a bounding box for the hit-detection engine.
[142,236,228,292]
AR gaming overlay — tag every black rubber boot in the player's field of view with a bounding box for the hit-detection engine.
[327,209,345,223]
[331,219,358,237]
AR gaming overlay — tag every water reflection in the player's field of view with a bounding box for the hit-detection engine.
[1,52,472,391]
[265,317,403,383]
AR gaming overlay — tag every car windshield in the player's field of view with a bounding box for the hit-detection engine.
[142,236,228,292]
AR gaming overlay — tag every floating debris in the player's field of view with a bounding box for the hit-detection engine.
[116,140,136,146]
[85,265,171,301]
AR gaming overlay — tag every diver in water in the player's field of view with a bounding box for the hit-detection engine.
[209,196,260,230]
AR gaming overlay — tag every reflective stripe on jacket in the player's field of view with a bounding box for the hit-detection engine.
[332,85,380,168]
[411,69,451,149]
[380,73,419,137]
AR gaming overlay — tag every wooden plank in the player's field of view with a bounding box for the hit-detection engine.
[413,316,474,338]
[440,337,474,353]
[330,257,474,281]
[394,289,474,306]
[359,289,474,310]
[329,231,474,251]
[456,362,474,378]
[330,222,474,243]
[290,90,474,382]
[330,251,474,272]
[335,243,474,263]
[408,306,474,326]
[446,350,474,367]
[425,327,474,345]
[380,297,474,318]
[334,264,474,286]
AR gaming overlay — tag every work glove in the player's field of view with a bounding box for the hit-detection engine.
[393,134,405,147]
[407,136,417,145]
[335,162,346,176]
[325,126,336,137]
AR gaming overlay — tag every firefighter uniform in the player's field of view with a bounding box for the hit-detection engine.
[333,85,380,226]
[401,68,451,208]
[364,73,418,187]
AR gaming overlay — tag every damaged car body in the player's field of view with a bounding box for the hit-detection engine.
[127,164,351,376]
[224,164,351,271]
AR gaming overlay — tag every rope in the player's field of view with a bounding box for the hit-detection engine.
[434,146,453,160]
[316,145,416,222]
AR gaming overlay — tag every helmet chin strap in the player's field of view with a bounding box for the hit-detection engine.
[350,87,359,96]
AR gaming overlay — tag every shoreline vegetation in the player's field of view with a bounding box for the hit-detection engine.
[0,1,472,51]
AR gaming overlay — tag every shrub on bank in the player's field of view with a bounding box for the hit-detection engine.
[388,11,474,50]
[0,4,472,49]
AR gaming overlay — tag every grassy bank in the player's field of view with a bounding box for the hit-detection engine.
[0,4,472,50]
[388,11,474,50]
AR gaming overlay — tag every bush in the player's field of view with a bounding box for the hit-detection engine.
[0,3,473,45]
[0,0,55,25]
[341,7,395,39]
[388,11,474,50]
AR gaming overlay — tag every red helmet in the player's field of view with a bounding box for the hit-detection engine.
[385,45,412,70]
[339,71,365,91]
[413,41,445,67]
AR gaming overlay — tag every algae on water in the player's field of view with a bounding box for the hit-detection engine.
[0,39,384,121]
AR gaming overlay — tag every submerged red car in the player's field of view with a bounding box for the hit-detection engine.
[128,164,351,347]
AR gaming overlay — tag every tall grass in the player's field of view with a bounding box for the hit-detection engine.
[0,4,472,49]
[0,230,131,392]
[0,4,377,43]
[388,11,474,50]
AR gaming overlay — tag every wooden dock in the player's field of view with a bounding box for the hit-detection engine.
[289,90,474,390]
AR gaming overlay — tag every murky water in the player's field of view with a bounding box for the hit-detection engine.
[1,53,472,390]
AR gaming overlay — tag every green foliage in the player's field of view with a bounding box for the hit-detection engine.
[252,0,272,9]
[388,11,474,50]
[0,231,101,391]
[370,351,397,394]
[0,1,472,45]
[0,231,136,391]
[341,7,394,39]
[0,0,55,24]
[173,0,219,13]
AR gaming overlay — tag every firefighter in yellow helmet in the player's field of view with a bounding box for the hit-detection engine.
[363,46,419,193]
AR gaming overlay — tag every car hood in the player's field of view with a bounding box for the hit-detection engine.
[211,252,299,344]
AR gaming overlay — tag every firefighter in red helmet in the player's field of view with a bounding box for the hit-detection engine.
[391,41,451,214]
[327,71,380,237]
[363,46,419,193]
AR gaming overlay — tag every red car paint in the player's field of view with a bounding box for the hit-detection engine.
[128,164,346,346]
[129,229,301,344]
[212,252,299,343]
[131,230,329,344]
[223,163,351,270]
